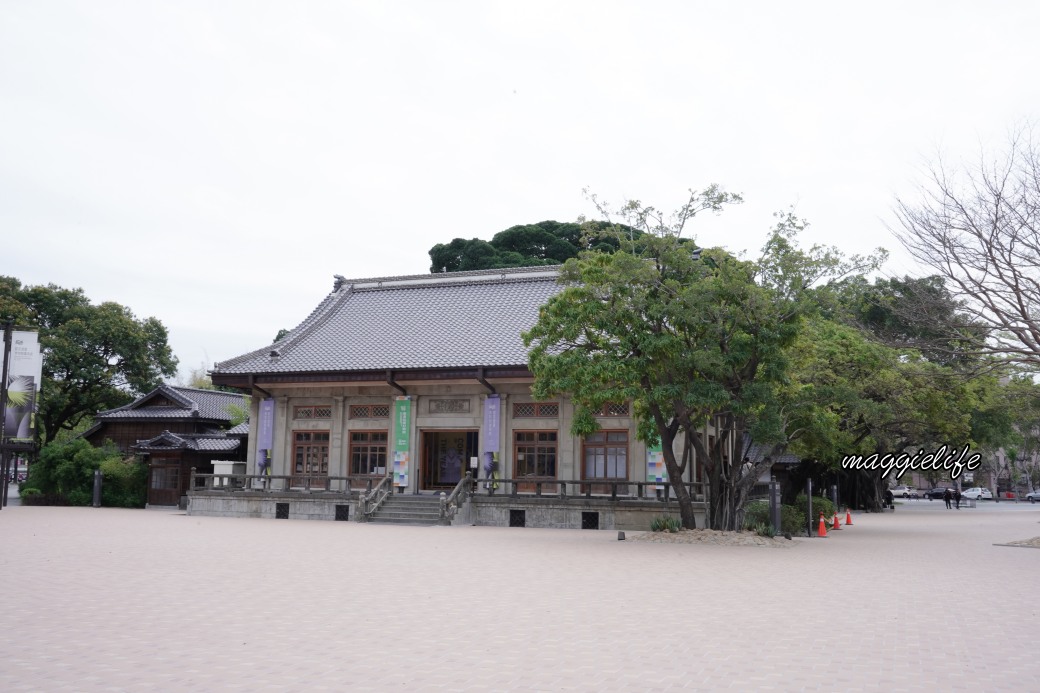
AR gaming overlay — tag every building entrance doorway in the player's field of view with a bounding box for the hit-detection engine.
[421,430,478,490]
[148,463,181,506]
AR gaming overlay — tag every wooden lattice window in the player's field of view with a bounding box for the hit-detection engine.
[350,404,391,419]
[582,431,628,480]
[292,431,330,476]
[350,431,388,475]
[514,431,558,478]
[294,405,332,419]
[598,402,629,417]
[512,402,560,418]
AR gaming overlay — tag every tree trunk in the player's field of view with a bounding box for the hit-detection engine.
[660,431,697,529]
[706,471,751,531]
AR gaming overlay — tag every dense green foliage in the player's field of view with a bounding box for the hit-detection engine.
[793,495,836,523]
[743,500,807,535]
[428,220,642,272]
[21,438,144,507]
[781,273,1020,507]
[831,274,988,369]
[0,277,179,443]
[524,188,884,530]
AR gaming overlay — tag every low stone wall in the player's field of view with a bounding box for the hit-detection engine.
[188,492,357,521]
[188,490,705,529]
[459,495,706,531]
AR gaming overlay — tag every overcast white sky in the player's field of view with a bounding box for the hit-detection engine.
[2,1,1038,381]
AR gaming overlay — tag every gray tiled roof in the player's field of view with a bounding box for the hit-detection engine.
[133,430,242,452]
[214,266,563,375]
[94,385,246,423]
[226,422,249,436]
[744,438,801,466]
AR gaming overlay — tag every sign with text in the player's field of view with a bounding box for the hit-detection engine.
[393,397,412,487]
[483,395,500,453]
[430,398,470,414]
[5,330,42,442]
[257,398,275,449]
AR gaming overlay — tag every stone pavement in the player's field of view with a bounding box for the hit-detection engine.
[0,500,1037,691]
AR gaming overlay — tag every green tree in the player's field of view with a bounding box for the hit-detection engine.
[782,316,985,508]
[523,189,882,530]
[428,220,642,273]
[0,278,179,443]
[832,274,987,370]
[226,396,251,426]
[23,438,121,505]
[21,438,145,507]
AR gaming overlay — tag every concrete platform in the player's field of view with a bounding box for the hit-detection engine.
[0,500,1037,691]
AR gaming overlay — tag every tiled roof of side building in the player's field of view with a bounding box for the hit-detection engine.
[213,266,564,375]
[226,421,250,436]
[171,387,247,420]
[133,431,242,452]
[94,385,246,422]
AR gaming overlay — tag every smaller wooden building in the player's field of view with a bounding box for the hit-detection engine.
[84,385,248,505]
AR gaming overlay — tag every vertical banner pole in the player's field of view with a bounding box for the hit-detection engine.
[0,321,13,509]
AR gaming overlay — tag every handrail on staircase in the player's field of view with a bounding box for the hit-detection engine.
[357,474,393,522]
[439,471,475,525]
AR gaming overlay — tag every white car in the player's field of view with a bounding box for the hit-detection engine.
[890,485,919,499]
[1025,490,1040,503]
[961,487,993,500]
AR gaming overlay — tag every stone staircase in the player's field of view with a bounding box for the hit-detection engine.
[368,493,443,526]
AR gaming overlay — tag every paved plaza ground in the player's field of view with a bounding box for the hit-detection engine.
[0,497,1037,692]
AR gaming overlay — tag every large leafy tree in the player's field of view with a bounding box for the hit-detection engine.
[0,278,178,443]
[523,188,881,530]
[428,220,641,273]
[782,316,986,508]
[831,274,989,371]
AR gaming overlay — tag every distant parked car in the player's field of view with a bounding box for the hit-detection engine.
[961,487,993,500]
[1026,490,1040,503]
[890,485,919,499]
[923,487,954,500]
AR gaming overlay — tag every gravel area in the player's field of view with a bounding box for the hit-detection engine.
[627,527,797,547]
[997,536,1040,548]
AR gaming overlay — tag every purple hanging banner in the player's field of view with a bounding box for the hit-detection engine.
[257,398,275,449]
[483,395,500,453]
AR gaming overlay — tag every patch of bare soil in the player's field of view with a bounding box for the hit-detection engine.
[628,528,797,548]
[996,536,1040,549]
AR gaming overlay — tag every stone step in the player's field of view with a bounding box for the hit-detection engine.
[375,510,441,520]
[367,492,449,525]
[369,517,441,526]
[378,501,440,509]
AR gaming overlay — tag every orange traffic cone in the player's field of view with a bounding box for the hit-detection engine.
[831,512,842,530]
[817,512,827,537]
[845,509,853,526]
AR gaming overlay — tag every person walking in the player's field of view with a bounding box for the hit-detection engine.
[943,488,952,509]
[954,488,962,509]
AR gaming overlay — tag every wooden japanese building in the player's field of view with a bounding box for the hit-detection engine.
[84,385,248,505]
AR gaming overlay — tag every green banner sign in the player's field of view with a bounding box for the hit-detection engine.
[393,397,412,487]
[646,440,667,491]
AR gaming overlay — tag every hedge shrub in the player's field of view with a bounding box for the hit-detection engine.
[23,438,144,507]
[744,500,809,534]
